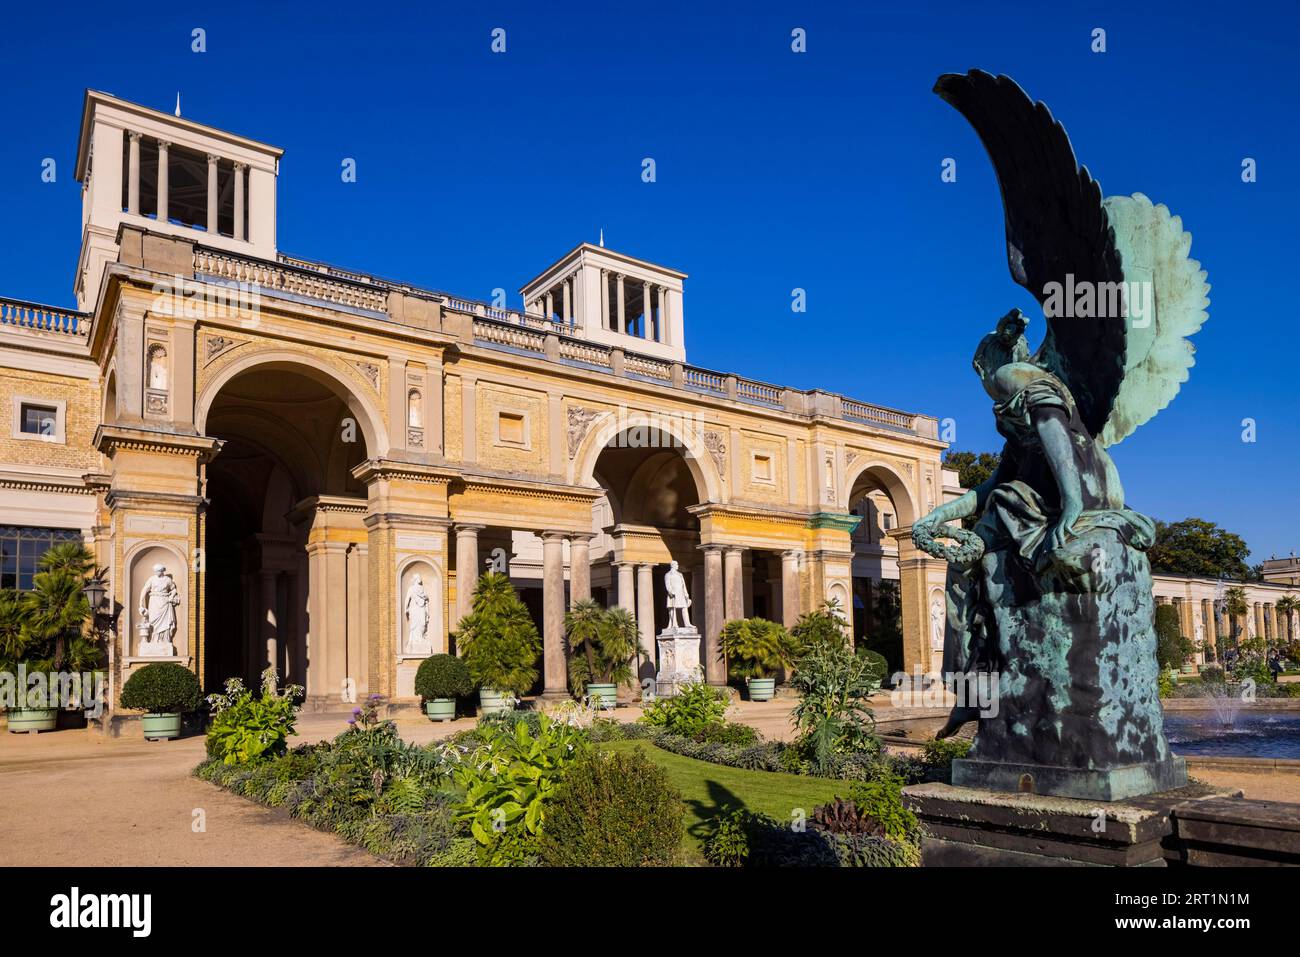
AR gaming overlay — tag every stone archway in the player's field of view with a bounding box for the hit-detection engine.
[844,460,933,674]
[198,356,378,702]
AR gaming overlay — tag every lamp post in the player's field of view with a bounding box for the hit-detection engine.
[82,574,112,718]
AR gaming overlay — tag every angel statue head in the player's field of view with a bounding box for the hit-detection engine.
[972,308,1031,397]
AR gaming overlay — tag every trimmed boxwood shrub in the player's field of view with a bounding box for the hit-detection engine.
[538,748,684,866]
[415,654,473,701]
[120,663,202,714]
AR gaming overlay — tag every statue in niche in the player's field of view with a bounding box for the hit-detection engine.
[930,595,945,651]
[663,560,693,630]
[408,389,422,428]
[911,71,1208,800]
[404,573,432,655]
[137,564,180,656]
[147,345,168,391]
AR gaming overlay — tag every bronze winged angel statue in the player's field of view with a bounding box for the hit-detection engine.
[913,71,1209,800]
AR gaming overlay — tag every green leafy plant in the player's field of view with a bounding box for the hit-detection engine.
[452,710,589,865]
[920,736,971,777]
[719,617,794,680]
[702,808,754,867]
[848,776,918,842]
[205,668,304,765]
[120,662,202,714]
[638,681,728,737]
[414,654,473,701]
[1154,604,1194,671]
[538,748,684,866]
[565,599,638,691]
[855,647,889,685]
[456,573,541,696]
[0,542,103,674]
[789,599,851,656]
[789,641,879,772]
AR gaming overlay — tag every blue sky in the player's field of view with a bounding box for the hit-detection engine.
[1,1,1296,562]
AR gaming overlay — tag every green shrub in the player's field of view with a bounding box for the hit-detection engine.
[1158,669,1177,699]
[1199,665,1225,684]
[538,749,683,866]
[855,647,889,684]
[703,809,840,867]
[693,721,759,746]
[702,808,753,867]
[565,599,638,692]
[789,599,851,656]
[120,662,202,714]
[848,776,917,842]
[789,641,879,771]
[204,668,303,765]
[456,573,541,696]
[1155,604,1194,671]
[414,654,473,701]
[719,617,794,680]
[452,711,589,865]
[920,737,971,777]
[831,833,920,867]
[638,681,728,737]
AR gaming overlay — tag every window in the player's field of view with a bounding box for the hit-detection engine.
[0,527,82,590]
[20,403,57,436]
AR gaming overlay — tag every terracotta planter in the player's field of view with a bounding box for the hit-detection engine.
[425,698,456,722]
[747,677,776,701]
[142,712,182,741]
[7,708,58,733]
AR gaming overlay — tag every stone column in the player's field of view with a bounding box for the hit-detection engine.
[701,546,726,685]
[260,569,279,673]
[540,531,568,698]
[156,140,169,223]
[1201,599,1216,661]
[642,280,652,338]
[206,153,219,234]
[616,274,626,333]
[562,278,572,324]
[636,563,656,674]
[233,163,246,241]
[569,533,593,606]
[781,550,802,628]
[127,132,141,215]
[544,291,553,320]
[599,269,609,329]
[1254,602,1265,640]
[453,524,484,627]
[723,546,745,623]
[615,561,636,612]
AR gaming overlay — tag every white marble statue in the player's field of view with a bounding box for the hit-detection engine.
[137,563,180,656]
[664,560,693,630]
[930,595,945,651]
[404,573,432,655]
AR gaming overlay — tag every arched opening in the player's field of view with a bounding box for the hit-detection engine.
[587,429,705,683]
[201,363,373,699]
[846,464,915,672]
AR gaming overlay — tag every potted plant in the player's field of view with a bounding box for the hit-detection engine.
[120,662,203,740]
[565,599,638,710]
[415,653,473,721]
[1,544,104,733]
[719,617,794,701]
[457,572,541,714]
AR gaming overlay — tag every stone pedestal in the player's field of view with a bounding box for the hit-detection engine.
[903,781,1238,867]
[655,625,703,697]
[952,755,1188,802]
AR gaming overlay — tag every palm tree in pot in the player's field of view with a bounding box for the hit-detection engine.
[456,573,541,714]
[565,599,638,709]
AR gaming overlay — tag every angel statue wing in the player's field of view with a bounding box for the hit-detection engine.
[933,70,1208,445]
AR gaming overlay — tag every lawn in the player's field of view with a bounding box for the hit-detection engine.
[600,739,850,864]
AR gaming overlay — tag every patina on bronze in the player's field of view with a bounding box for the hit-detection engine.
[915,71,1209,801]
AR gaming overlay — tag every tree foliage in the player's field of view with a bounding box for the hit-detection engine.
[943,450,1001,489]
[565,599,638,690]
[1154,604,1193,670]
[1147,518,1253,581]
[455,573,542,696]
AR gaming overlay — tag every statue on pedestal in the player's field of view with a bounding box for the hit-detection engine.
[664,560,692,630]
[137,563,180,657]
[404,573,432,656]
[914,71,1208,800]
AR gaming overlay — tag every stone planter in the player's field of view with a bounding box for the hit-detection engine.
[478,688,512,715]
[425,698,456,722]
[747,677,776,702]
[586,683,617,710]
[7,708,58,733]
[142,712,183,741]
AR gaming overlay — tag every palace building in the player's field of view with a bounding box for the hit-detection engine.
[0,91,960,712]
[2,94,1291,716]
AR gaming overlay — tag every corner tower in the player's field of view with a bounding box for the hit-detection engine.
[73,90,283,311]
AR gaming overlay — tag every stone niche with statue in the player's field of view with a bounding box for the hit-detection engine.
[393,544,445,698]
[122,540,192,684]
